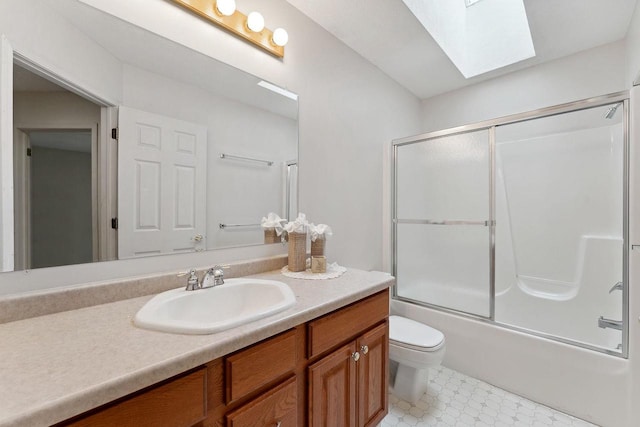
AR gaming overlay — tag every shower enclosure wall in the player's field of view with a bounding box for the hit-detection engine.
[392,92,628,357]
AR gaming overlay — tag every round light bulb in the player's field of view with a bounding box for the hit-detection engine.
[272,28,288,47]
[215,0,236,16]
[247,12,265,32]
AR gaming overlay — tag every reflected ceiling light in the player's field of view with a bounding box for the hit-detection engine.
[215,0,236,17]
[171,0,288,58]
[247,12,265,32]
[272,28,289,47]
[258,80,298,101]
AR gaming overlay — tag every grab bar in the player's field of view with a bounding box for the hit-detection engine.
[220,153,273,166]
[219,223,261,229]
[395,219,491,226]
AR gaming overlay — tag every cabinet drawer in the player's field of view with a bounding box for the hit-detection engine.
[307,290,389,359]
[226,376,298,427]
[226,329,297,403]
[63,368,206,427]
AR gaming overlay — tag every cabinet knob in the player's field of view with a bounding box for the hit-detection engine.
[275,421,282,427]
[352,351,360,362]
[360,345,369,355]
[192,234,203,242]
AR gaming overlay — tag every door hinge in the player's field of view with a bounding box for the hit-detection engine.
[111,128,118,140]
[111,218,118,230]
[26,148,32,157]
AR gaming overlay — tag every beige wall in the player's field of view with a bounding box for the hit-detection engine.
[420,41,627,132]
[626,2,640,85]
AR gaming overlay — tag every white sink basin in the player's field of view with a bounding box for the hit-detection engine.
[134,278,296,334]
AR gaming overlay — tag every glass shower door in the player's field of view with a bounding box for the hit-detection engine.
[394,129,492,317]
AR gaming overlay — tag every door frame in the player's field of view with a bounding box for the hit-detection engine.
[0,39,118,269]
[0,36,14,272]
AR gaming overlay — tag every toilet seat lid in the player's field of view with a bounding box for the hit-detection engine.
[389,315,444,350]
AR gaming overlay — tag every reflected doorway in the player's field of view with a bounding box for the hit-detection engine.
[11,62,114,270]
[14,130,94,269]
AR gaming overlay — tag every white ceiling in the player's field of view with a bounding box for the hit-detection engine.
[285,0,638,99]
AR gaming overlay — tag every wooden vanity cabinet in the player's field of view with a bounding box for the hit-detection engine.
[201,326,304,427]
[59,368,207,427]
[307,291,389,427]
[59,290,389,427]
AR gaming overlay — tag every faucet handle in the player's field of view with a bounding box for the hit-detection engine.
[179,269,200,291]
[210,265,228,285]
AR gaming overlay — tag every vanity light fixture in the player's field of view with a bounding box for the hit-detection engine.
[215,0,236,16]
[246,12,265,33]
[272,28,289,47]
[171,0,288,58]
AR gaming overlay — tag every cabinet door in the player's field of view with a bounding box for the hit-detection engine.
[357,322,388,427]
[308,342,357,427]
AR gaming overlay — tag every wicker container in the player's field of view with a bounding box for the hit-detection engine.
[263,227,279,244]
[287,232,307,272]
[310,235,325,257]
[311,256,327,273]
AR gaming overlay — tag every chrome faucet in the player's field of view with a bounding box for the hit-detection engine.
[598,316,622,331]
[202,265,225,288]
[183,269,200,291]
[180,266,226,291]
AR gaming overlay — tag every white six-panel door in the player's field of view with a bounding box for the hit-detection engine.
[118,107,207,259]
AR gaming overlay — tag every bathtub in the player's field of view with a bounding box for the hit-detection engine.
[390,297,631,426]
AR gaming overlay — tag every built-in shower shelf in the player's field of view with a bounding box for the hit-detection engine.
[516,275,577,301]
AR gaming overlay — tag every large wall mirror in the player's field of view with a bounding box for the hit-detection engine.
[2,0,298,274]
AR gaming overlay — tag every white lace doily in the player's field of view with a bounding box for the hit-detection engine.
[281,262,347,280]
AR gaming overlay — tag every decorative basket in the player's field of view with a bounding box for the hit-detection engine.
[310,235,325,257]
[263,227,279,244]
[287,231,307,272]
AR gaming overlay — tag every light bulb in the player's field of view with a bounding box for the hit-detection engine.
[215,0,236,16]
[247,12,265,32]
[272,28,288,47]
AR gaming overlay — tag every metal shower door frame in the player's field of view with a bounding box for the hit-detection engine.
[391,90,629,358]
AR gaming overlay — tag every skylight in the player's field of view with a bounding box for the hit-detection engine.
[402,0,535,78]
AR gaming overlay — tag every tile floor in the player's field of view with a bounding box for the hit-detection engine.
[381,366,597,427]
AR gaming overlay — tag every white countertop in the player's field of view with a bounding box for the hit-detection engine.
[0,268,393,427]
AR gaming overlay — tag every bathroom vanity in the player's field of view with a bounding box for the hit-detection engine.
[0,267,392,427]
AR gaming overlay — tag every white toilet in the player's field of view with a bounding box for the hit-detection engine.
[388,315,446,404]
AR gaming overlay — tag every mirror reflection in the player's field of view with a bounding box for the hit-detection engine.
[6,0,298,272]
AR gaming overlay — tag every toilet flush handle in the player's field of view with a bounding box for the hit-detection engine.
[360,345,369,355]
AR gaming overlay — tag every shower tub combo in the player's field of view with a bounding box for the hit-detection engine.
[390,92,630,426]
